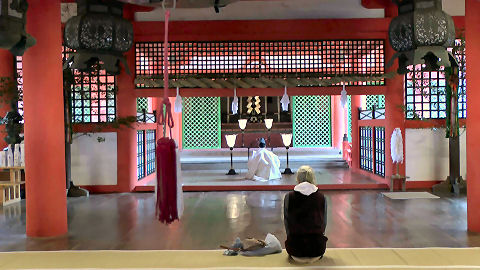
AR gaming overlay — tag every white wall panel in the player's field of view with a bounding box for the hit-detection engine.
[405,128,466,181]
[71,132,117,186]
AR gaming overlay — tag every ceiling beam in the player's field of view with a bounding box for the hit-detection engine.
[361,0,390,9]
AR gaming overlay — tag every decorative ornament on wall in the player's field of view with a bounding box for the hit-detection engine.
[390,128,404,164]
[388,0,456,74]
[246,96,261,115]
[280,86,290,111]
[340,84,348,108]
[63,0,134,75]
[231,88,238,115]
[0,0,36,55]
[174,87,182,113]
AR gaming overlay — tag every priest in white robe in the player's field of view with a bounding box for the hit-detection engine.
[246,138,282,181]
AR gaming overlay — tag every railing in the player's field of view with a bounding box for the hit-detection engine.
[342,140,352,168]
[136,109,156,123]
[359,106,385,120]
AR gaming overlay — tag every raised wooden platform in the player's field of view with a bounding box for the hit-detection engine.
[1,248,480,269]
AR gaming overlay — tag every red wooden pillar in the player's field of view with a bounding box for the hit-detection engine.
[0,50,14,150]
[384,5,406,182]
[332,95,345,150]
[22,0,67,237]
[466,0,480,232]
[350,95,361,169]
[116,8,137,192]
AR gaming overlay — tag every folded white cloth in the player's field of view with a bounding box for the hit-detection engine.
[240,233,282,257]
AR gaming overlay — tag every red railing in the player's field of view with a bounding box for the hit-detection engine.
[342,140,352,168]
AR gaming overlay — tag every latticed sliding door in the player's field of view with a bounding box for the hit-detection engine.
[366,95,385,109]
[292,96,331,147]
[182,97,221,149]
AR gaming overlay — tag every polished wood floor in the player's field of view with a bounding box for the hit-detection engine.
[1,191,479,251]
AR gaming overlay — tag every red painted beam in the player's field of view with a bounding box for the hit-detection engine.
[358,119,386,127]
[361,0,389,9]
[134,18,391,42]
[134,86,387,98]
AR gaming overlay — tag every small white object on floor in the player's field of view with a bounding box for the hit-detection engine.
[382,192,439,200]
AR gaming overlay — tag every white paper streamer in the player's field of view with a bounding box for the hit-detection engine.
[340,84,348,108]
[390,128,404,164]
[231,88,239,115]
[174,87,183,113]
[280,86,290,111]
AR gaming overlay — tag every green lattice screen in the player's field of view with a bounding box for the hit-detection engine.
[182,97,221,149]
[366,95,385,109]
[292,96,331,147]
[137,97,148,112]
[347,96,352,142]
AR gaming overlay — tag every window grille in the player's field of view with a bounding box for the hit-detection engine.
[63,46,117,123]
[146,129,156,176]
[374,127,385,177]
[137,130,145,180]
[182,97,221,149]
[136,97,149,112]
[366,95,385,110]
[405,39,466,119]
[292,95,331,147]
[360,126,373,172]
[136,39,385,87]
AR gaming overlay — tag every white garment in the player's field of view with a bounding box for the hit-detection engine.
[294,182,318,196]
[246,148,282,181]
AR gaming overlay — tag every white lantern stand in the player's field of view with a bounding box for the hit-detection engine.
[238,119,247,148]
[264,118,273,148]
[225,134,238,175]
[281,133,294,175]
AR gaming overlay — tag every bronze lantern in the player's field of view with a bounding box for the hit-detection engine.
[63,0,134,75]
[388,0,456,74]
[0,0,35,55]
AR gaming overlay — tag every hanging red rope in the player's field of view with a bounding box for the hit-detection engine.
[156,8,179,224]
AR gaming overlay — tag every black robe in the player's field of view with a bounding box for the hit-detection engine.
[284,190,328,258]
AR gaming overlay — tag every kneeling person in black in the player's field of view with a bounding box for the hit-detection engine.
[284,165,328,263]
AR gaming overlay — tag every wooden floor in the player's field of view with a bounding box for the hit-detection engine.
[0,190,479,251]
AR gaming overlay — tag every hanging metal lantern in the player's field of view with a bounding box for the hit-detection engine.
[0,0,36,55]
[388,0,456,74]
[64,0,134,75]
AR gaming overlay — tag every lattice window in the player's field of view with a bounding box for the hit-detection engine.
[145,129,156,176]
[374,127,385,177]
[292,95,331,147]
[137,130,145,180]
[137,97,149,112]
[360,126,373,172]
[405,39,466,119]
[136,40,385,86]
[182,97,221,149]
[366,95,385,109]
[14,56,23,118]
[63,46,117,123]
